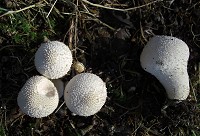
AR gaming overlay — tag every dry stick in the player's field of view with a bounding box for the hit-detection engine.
[0,45,22,52]
[80,0,90,13]
[81,11,115,31]
[55,101,65,113]
[46,0,58,18]
[44,0,64,18]
[73,0,79,60]
[62,12,74,40]
[189,79,197,102]
[140,21,148,42]
[0,1,45,18]
[82,0,163,11]
[68,19,75,50]
[80,1,115,31]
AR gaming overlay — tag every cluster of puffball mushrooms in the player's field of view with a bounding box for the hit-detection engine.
[17,41,107,118]
[17,35,190,118]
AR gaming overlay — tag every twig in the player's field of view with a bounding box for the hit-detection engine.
[67,18,75,50]
[82,0,163,12]
[46,0,58,18]
[81,11,115,31]
[80,0,90,13]
[186,1,200,11]
[61,12,75,15]
[55,101,65,113]
[189,79,197,102]
[140,21,148,42]
[114,102,140,110]
[74,0,79,59]
[0,1,45,18]
[81,1,115,30]
[0,45,22,52]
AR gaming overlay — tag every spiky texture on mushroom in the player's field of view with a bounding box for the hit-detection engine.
[64,73,107,116]
[17,76,59,118]
[140,35,190,100]
[35,41,73,79]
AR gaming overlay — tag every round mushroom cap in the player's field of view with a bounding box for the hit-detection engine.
[17,76,59,118]
[64,73,107,116]
[35,41,73,79]
[52,79,64,98]
[140,35,190,100]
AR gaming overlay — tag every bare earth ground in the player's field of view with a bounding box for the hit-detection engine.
[0,0,200,136]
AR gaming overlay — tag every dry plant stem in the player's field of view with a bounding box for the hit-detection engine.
[80,1,115,30]
[74,1,79,59]
[46,0,58,18]
[80,0,90,13]
[190,24,200,48]
[0,45,22,52]
[190,80,197,102]
[2,106,7,131]
[0,1,45,18]
[67,19,74,50]
[81,0,163,12]
[69,119,80,135]
[55,101,65,113]
[61,1,115,31]
[67,16,79,67]
[105,4,128,7]
[67,0,79,60]
[81,11,115,31]
[140,21,148,42]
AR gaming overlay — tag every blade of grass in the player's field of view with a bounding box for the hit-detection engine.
[82,0,163,11]
[0,7,8,11]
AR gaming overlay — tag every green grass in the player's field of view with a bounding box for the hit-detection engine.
[0,13,55,47]
[0,124,6,136]
[191,130,200,136]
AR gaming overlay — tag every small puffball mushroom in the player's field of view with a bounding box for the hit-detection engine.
[140,35,190,100]
[52,79,64,98]
[64,73,107,116]
[17,76,59,118]
[35,41,73,79]
[73,61,85,73]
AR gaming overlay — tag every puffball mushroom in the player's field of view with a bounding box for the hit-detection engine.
[64,73,107,116]
[17,76,59,118]
[140,35,190,100]
[73,61,85,73]
[52,79,64,98]
[35,41,73,79]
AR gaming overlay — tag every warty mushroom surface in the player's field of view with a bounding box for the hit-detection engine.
[64,73,107,116]
[140,35,190,100]
[34,41,73,79]
[17,76,59,118]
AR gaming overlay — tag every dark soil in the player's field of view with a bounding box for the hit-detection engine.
[0,0,200,136]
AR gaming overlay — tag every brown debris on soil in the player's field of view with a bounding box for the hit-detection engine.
[0,0,200,136]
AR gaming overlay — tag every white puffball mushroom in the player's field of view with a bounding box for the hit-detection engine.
[52,79,64,98]
[64,73,107,116]
[17,76,59,118]
[35,41,73,79]
[140,35,190,100]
